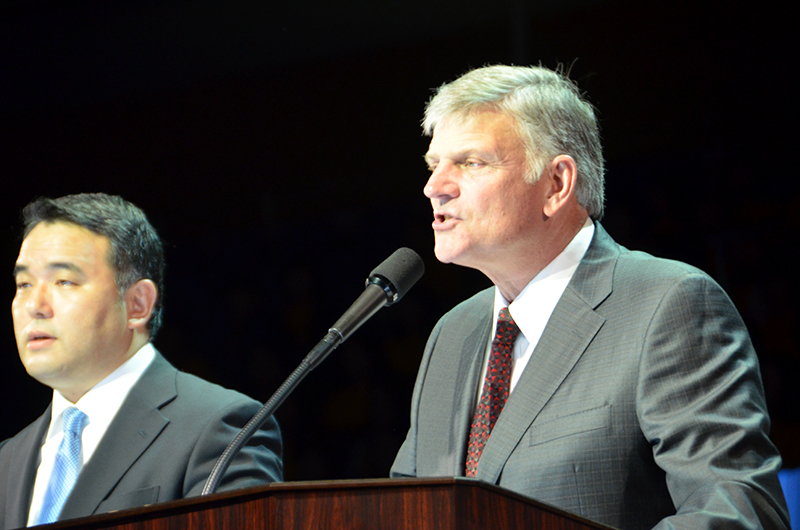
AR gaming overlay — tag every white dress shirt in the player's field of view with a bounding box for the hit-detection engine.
[481,219,594,398]
[27,343,156,526]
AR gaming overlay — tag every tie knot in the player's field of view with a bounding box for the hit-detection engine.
[62,408,87,435]
[496,307,520,342]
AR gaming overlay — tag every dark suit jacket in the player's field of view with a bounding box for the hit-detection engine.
[391,223,789,530]
[0,351,282,529]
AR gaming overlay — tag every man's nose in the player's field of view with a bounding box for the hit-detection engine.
[26,284,54,319]
[423,161,460,201]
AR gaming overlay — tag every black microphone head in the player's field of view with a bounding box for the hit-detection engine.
[367,247,425,305]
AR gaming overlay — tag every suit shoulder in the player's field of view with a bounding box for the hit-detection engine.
[601,248,746,331]
[421,287,493,349]
[0,421,35,456]
[614,247,720,291]
[0,410,48,464]
[440,287,493,322]
[173,370,259,408]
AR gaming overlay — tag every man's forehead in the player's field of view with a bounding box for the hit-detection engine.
[17,221,111,269]
[427,111,519,155]
[431,110,482,136]
[433,104,512,130]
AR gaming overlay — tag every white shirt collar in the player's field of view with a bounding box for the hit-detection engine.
[495,218,594,316]
[48,342,156,451]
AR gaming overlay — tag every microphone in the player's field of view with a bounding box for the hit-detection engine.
[323,247,425,356]
[201,248,424,495]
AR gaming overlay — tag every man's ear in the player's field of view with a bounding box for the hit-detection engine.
[543,155,579,217]
[125,279,158,331]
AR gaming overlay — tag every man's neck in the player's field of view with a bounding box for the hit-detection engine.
[490,214,590,302]
[58,334,151,403]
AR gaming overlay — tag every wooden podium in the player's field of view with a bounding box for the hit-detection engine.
[45,478,617,530]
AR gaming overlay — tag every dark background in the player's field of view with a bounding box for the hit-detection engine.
[2,0,798,482]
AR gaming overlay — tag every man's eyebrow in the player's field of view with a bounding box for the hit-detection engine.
[50,262,84,274]
[13,262,84,277]
[425,148,486,164]
[423,153,441,166]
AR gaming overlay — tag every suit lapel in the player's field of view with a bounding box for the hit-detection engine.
[476,223,619,484]
[5,409,51,529]
[417,289,494,476]
[59,352,177,520]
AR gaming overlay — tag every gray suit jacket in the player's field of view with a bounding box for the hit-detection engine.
[391,223,789,530]
[0,351,282,529]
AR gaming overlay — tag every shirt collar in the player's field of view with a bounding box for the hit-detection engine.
[494,218,595,331]
[48,343,156,440]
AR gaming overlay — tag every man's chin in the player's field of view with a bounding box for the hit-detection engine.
[434,245,475,269]
[433,242,461,265]
[21,357,63,387]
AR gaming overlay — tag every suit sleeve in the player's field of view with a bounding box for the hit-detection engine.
[636,272,789,529]
[182,398,283,497]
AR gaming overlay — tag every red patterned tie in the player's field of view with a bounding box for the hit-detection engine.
[465,307,521,477]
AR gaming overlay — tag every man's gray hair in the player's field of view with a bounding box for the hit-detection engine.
[424,65,605,219]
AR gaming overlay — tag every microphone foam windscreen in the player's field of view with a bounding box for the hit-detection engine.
[369,247,425,303]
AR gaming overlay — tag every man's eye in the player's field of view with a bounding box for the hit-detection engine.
[16,281,31,290]
[56,279,75,286]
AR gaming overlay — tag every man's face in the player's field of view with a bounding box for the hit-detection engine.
[423,110,548,277]
[12,221,134,402]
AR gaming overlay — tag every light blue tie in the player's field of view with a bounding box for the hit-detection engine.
[37,407,87,525]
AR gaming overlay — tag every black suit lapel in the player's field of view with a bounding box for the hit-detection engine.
[58,352,177,520]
